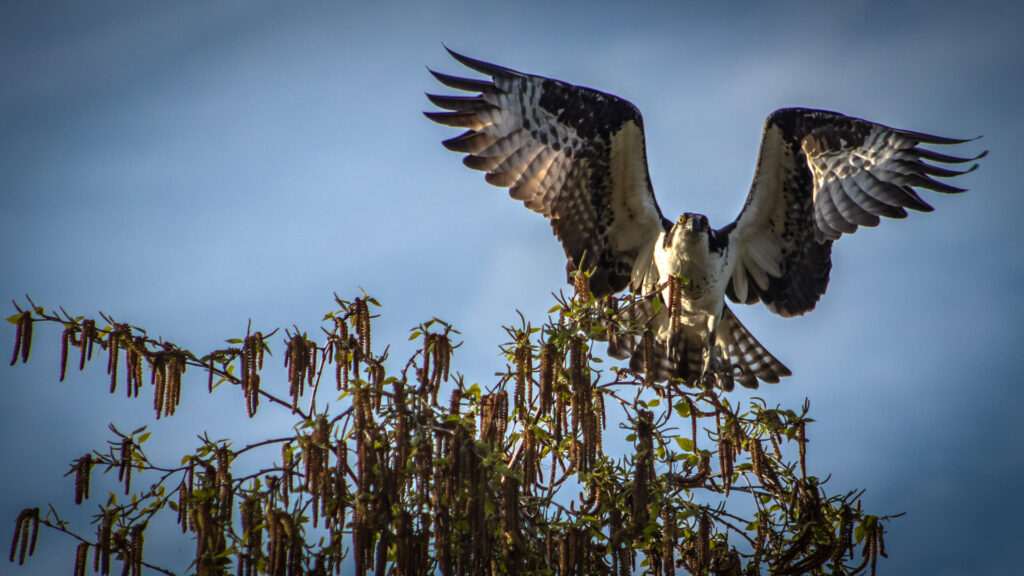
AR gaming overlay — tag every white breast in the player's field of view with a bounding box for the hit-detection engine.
[653,229,733,320]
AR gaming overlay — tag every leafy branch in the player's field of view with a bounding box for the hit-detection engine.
[8,288,895,575]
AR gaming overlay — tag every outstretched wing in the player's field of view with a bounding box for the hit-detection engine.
[723,108,984,317]
[426,49,670,297]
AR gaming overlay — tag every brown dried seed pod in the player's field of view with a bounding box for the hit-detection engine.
[833,506,854,565]
[717,415,733,496]
[333,440,349,536]
[79,319,95,371]
[9,507,40,565]
[73,542,89,576]
[430,334,445,388]
[166,353,182,417]
[335,346,347,392]
[661,505,675,576]
[178,461,193,533]
[514,335,529,416]
[239,496,263,576]
[74,454,94,505]
[129,523,144,576]
[355,298,371,358]
[522,423,537,488]
[574,271,591,301]
[151,353,166,419]
[538,343,555,416]
[247,373,260,418]
[95,510,112,575]
[216,447,233,527]
[255,332,266,369]
[59,325,73,381]
[9,311,32,366]
[438,333,451,383]
[118,438,133,495]
[106,326,122,394]
[633,410,654,524]
[307,339,318,388]
[420,356,431,395]
[569,337,584,391]
[284,334,310,412]
[697,510,710,574]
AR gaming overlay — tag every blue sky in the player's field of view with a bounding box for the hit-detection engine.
[2,1,1022,574]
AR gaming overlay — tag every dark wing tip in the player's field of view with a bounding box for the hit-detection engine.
[428,69,495,93]
[444,46,522,79]
[896,128,979,146]
[423,110,479,128]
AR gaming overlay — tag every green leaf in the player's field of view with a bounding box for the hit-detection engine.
[626,433,637,442]
[6,313,22,325]
[138,432,151,444]
[675,437,694,452]
[225,338,243,344]
[647,399,660,408]
[675,402,691,418]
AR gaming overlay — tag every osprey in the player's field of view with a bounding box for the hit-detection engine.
[426,49,984,390]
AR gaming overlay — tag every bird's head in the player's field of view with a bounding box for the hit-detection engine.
[679,212,709,235]
[664,212,711,252]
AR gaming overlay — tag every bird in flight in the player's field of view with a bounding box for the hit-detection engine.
[425,48,984,390]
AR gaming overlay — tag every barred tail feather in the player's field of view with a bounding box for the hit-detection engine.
[718,306,791,388]
[602,298,789,389]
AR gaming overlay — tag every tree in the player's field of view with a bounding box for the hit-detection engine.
[7,277,894,575]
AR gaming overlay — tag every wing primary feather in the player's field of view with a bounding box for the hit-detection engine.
[444,47,523,78]
[912,147,987,165]
[428,69,495,93]
[442,130,498,154]
[895,129,980,146]
[426,93,493,112]
[463,154,506,172]
[897,158,975,179]
[423,111,488,129]
[874,166,952,202]
[898,171,969,194]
